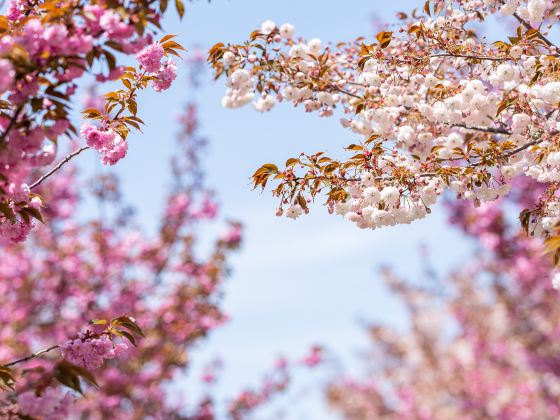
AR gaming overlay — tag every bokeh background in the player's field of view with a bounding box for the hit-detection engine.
[81,1,476,417]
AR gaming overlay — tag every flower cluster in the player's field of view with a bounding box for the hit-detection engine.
[211,1,560,245]
[136,43,166,73]
[18,387,73,420]
[80,123,128,166]
[222,68,255,108]
[61,333,128,370]
[153,59,178,92]
[136,43,178,92]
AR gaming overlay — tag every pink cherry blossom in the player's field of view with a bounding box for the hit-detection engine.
[152,59,178,92]
[136,43,165,73]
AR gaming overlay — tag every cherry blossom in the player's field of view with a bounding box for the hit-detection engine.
[211,0,560,251]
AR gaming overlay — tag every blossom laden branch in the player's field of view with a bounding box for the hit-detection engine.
[0,316,143,397]
[212,1,560,245]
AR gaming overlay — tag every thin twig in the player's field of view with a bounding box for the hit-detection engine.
[3,345,60,368]
[335,86,363,100]
[504,137,543,157]
[451,123,512,135]
[29,146,90,190]
[431,53,510,62]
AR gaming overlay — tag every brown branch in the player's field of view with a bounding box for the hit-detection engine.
[3,345,60,368]
[430,53,510,62]
[451,123,512,135]
[334,86,363,100]
[503,137,543,157]
[29,146,90,190]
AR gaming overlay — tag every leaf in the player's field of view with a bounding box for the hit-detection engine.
[105,41,124,53]
[519,209,531,233]
[323,163,339,174]
[112,316,145,338]
[0,201,15,221]
[261,164,279,173]
[360,43,375,56]
[375,31,393,49]
[365,134,381,145]
[54,360,98,394]
[134,18,146,36]
[495,99,514,117]
[296,194,308,210]
[124,119,142,131]
[285,158,299,167]
[0,367,15,391]
[525,28,540,39]
[493,40,510,49]
[105,91,120,101]
[0,16,9,32]
[117,330,137,346]
[160,34,177,44]
[345,144,363,151]
[162,40,186,52]
[82,108,101,116]
[104,50,116,71]
[424,0,431,16]
[20,207,45,224]
[208,42,225,63]
[175,0,185,18]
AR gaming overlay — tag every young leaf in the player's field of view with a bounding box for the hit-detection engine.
[175,0,185,18]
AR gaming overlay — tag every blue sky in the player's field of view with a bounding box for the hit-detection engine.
[85,0,475,417]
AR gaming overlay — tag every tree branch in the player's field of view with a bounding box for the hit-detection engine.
[3,345,60,368]
[335,86,363,100]
[431,53,510,62]
[451,123,512,135]
[29,146,90,190]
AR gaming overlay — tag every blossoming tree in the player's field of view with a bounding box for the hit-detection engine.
[211,0,560,256]
[325,177,560,419]
[0,69,246,417]
[0,0,183,243]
